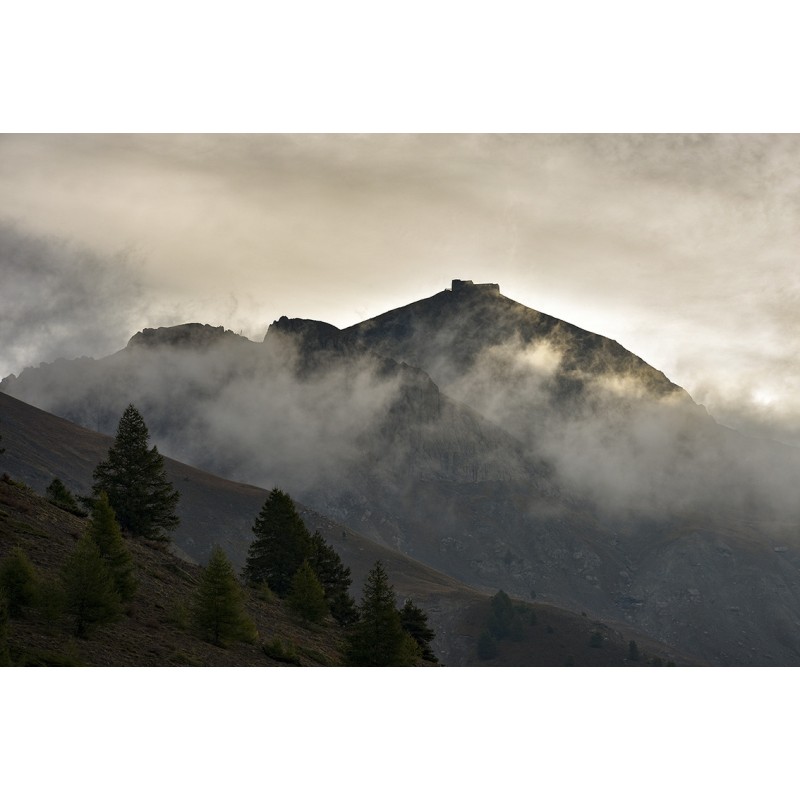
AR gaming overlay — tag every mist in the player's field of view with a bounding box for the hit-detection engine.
[4,133,800,451]
[0,221,148,377]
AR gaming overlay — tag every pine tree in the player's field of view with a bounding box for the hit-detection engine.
[346,561,419,666]
[92,404,180,540]
[0,547,38,617]
[192,545,257,647]
[287,560,329,624]
[308,530,358,626]
[46,478,86,516]
[242,488,311,597]
[87,491,137,602]
[399,598,438,663]
[62,533,122,638]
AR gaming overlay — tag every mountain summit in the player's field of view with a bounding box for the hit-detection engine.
[342,279,688,403]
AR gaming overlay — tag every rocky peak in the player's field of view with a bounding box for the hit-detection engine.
[265,316,342,351]
[450,278,500,295]
[127,323,245,350]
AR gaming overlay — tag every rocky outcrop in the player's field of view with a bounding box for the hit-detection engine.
[128,323,247,350]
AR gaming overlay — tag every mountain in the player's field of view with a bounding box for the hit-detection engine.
[0,392,685,666]
[4,280,800,664]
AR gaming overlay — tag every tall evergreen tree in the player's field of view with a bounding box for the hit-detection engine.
[192,546,257,647]
[87,491,137,602]
[308,530,358,626]
[0,547,38,617]
[346,561,419,666]
[399,598,438,663]
[242,488,311,597]
[92,404,180,540]
[287,560,329,624]
[62,533,122,638]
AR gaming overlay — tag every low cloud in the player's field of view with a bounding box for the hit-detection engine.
[0,220,146,377]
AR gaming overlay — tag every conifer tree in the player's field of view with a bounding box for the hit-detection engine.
[87,491,137,602]
[346,561,419,666]
[242,488,311,597]
[0,547,38,617]
[399,598,438,663]
[308,531,358,626]
[46,478,86,517]
[287,560,329,624]
[92,404,180,541]
[62,533,122,638]
[192,545,257,647]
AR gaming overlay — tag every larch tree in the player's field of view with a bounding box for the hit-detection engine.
[192,545,257,647]
[287,560,329,624]
[62,533,122,638]
[242,488,311,597]
[87,491,137,602]
[92,404,180,541]
[346,560,419,667]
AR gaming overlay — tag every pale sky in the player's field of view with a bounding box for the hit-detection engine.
[3,133,800,444]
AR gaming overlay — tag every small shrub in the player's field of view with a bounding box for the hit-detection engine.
[263,637,301,665]
[0,547,38,617]
[171,650,202,666]
[166,599,190,630]
[589,631,604,648]
[628,640,640,662]
[46,478,87,517]
[38,582,66,628]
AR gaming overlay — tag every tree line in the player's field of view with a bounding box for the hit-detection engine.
[1,404,437,665]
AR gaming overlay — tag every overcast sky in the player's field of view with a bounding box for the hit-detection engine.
[2,133,800,443]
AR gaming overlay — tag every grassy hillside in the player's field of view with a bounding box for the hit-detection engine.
[1,476,696,666]
[0,476,349,666]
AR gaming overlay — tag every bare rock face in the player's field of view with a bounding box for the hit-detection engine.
[128,323,246,349]
[266,316,342,351]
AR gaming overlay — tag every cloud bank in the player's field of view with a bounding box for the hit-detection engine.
[2,134,800,445]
